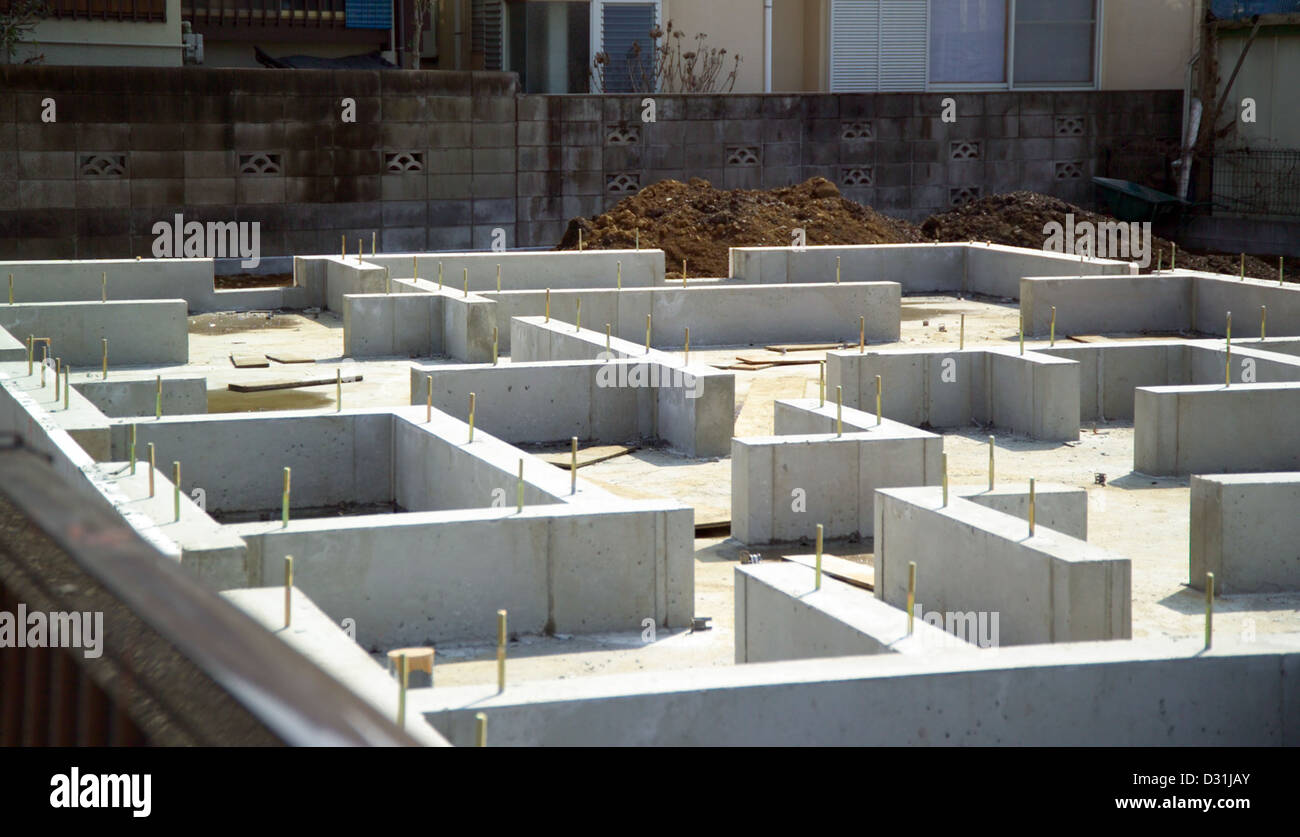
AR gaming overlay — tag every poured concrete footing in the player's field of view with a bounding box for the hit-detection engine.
[1190,473,1300,593]
[415,632,1300,746]
[1135,382,1300,475]
[735,563,963,663]
[874,486,1130,645]
[828,346,1080,441]
[731,404,942,543]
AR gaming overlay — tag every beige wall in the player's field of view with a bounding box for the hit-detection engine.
[14,0,183,66]
[770,0,806,91]
[663,0,766,92]
[1101,0,1198,90]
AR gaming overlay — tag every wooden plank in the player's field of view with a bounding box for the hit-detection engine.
[762,342,846,353]
[266,352,316,364]
[536,444,636,470]
[781,553,874,590]
[228,375,363,393]
[736,356,822,366]
[230,353,269,368]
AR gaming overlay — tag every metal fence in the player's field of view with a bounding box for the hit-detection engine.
[1213,148,1300,218]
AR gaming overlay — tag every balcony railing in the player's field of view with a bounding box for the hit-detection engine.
[182,0,349,30]
[0,0,165,22]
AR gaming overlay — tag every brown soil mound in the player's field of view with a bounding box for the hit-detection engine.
[919,191,1279,279]
[556,177,924,277]
[556,179,1281,282]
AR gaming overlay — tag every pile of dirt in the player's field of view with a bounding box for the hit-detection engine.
[919,191,1280,280]
[556,177,925,277]
[556,179,1282,282]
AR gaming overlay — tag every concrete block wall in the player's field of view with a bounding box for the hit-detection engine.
[874,487,1131,645]
[1190,473,1300,594]
[0,65,1181,258]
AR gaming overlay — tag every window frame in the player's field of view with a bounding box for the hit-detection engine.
[589,0,663,93]
[828,0,1104,93]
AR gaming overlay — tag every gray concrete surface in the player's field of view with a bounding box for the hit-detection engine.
[828,346,1080,441]
[735,563,964,663]
[732,409,943,543]
[415,632,1300,746]
[1134,382,1300,475]
[1190,473,1300,594]
[874,486,1130,645]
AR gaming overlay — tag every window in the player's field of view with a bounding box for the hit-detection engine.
[594,0,658,93]
[1012,0,1097,85]
[829,0,1099,92]
[505,1,591,93]
[930,0,1007,85]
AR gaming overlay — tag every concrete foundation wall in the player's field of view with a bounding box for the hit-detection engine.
[1134,382,1300,475]
[963,245,1134,299]
[0,258,321,313]
[1036,341,1187,421]
[483,281,900,353]
[508,317,735,457]
[0,300,189,366]
[105,411,394,515]
[343,293,444,358]
[828,347,1080,441]
[730,243,1128,296]
[229,499,694,647]
[1023,272,1300,339]
[731,416,942,543]
[411,361,653,446]
[363,250,665,291]
[1190,473,1300,594]
[416,633,1300,746]
[391,412,568,513]
[222,588,451,746]
[1021,273,1193,336]
[874,487,1130,645]
[735,563,960,663]
[955,484,1089,541]
[74,376,207,418]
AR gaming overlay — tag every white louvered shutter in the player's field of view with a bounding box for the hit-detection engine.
[830,0,928,92]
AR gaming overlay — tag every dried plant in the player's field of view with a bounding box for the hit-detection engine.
[0,0,48,64]
[591,19,741,94]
